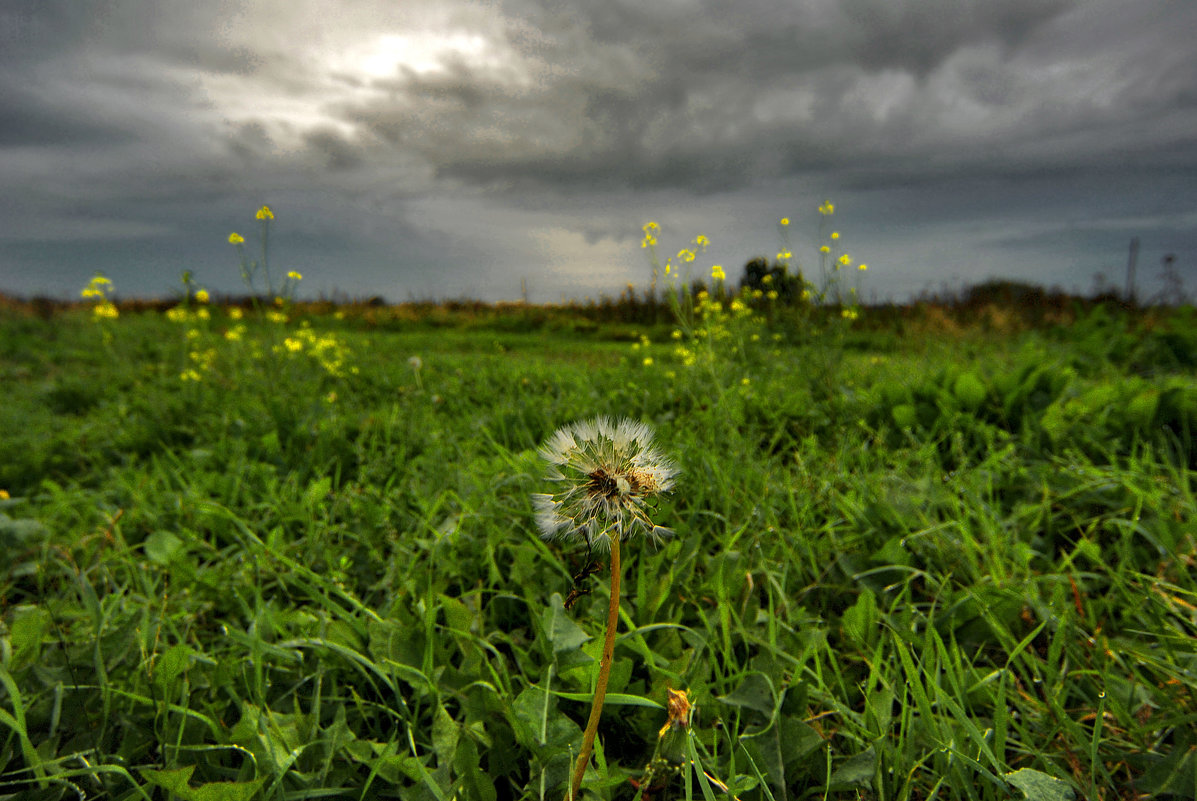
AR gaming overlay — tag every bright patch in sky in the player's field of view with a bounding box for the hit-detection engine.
[347,32,501,78]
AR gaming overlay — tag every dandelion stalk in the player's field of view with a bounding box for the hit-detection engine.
[568,533,620,801]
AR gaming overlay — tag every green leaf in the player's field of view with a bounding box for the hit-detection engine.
[541,596,591,655]
[432,702,459,765]
[1004,768,1076,801]
[547,691,664,709]
[842,590,879,648]
[302,475,332,509]
[719,672,776,716]
[145,530,185,565]
[953,371,987,411]
[140,766,265,801]
[829,747,876,788]
[153,643,196,695]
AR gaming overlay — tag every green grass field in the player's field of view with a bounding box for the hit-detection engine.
[2,299,1196,800]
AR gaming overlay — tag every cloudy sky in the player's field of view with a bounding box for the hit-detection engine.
[2,0,1195,304]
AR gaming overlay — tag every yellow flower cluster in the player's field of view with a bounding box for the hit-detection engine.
[641,221,659,248]
[81,273,119,321]
[272,321,358,377]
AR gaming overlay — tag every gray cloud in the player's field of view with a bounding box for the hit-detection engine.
[0,0,1194,302]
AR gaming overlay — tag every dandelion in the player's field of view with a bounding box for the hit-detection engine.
[532,417,676,550]
[532,416,678,801]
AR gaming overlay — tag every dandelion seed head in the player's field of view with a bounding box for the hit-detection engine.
[533,416,678,551]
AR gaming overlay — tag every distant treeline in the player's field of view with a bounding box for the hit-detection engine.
[0,277,1180,332]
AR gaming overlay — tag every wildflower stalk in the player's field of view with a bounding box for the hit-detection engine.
[568,534,621,801]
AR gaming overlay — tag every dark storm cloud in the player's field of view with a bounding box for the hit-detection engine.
[314,0,1197,201]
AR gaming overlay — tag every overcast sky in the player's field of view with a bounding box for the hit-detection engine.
[2,0,1195,304]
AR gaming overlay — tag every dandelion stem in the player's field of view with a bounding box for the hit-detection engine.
[567,534,621,801]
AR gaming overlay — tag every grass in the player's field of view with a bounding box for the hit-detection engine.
[1,298,1196,800]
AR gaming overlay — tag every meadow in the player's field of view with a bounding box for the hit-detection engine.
[1,285,1197,801]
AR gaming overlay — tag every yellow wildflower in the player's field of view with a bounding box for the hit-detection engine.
[838,254,852,267]
[695,235,710,248]
[228,307,244,320]
[819,200,835,215]
[678,249,696,262]
[92,302,119,320]
[195,289,210,303]
[859,263,868,271]
[658,688,693,737]
[777,250,792,261]
[820,245,830,254]
[830,232,839,240]
[643,357,653,367]
[228,232,244,245]
[780,217,790,226]
[256,205,274,220]
[287,271,302,281]
[711,265,726,282]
